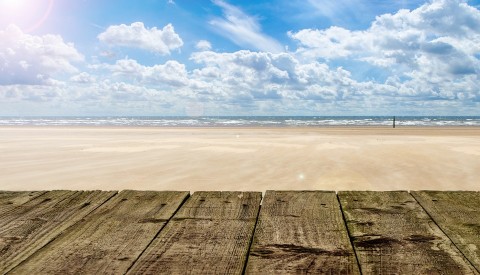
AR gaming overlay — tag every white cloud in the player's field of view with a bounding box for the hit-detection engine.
[70,72,95,84]
[0,25,83,85]
[84,50,377,114]
[73,35,480,115]
[97,22,183,54]
[289,27,360,60]
[0,84,63,103]
[210,0,284,53]
[5,45,479,115]
[0,80,185,116]
[290,0,480,74]
[93,58,189,87]
[288,0,480,103]
[189,50,374,105]
[99,50,116,59]
[196,40,212,51]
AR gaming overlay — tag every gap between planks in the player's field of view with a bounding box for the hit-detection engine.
[337,193,363,275]
[241,204,262,275]
[124,192,191,274]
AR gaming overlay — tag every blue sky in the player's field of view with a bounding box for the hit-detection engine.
[0,0,479,116]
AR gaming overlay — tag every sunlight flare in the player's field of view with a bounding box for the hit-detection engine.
[0,0,54,32]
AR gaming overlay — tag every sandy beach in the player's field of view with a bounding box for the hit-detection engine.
[0,126,479,191]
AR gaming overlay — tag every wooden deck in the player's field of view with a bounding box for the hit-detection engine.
[0,191,479,274]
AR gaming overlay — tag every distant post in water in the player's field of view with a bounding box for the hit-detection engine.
[393,116,396,128]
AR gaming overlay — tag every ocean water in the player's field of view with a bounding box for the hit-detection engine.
[0,116,479,127]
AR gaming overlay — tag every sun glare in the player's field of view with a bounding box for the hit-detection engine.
[1,0,22,7]
[0,0,54,32]
[0,0,28,12]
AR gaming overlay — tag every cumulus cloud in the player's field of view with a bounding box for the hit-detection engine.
[79,29,480,115]
[97,22,183,54]
[0,25,83,85]
[93,58,189,87]
[290,0,480,76]
[287,0,480,106]
[189,50,374,105]
[6,46,478,116]
[70,72,95,84]
[196,40,212,51]
[99,50,116,59]
[86,50,373,113]
[210,0,284,53]
[0,84,63,103]
[0,80,185,116]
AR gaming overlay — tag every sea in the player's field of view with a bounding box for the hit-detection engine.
[0,116,479,127]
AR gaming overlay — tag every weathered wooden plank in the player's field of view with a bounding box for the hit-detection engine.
[9,190,189,275]
[246,191,360,274]
[338,191,478,274]
[0,191,46,215]
[0,190,116,274]
[127,191,262,274]
[412,191,480,273]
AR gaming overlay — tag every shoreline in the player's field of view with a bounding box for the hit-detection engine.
[2,125,480,135]
[3,125,480,129]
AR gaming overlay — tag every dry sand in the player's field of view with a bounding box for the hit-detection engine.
[1,126,479,191]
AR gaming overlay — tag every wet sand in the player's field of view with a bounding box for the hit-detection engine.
[1,126,479,191]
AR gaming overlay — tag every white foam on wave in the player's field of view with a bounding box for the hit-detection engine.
[0,117,479,127]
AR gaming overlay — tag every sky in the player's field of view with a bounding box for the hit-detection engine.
[0,0,479,116]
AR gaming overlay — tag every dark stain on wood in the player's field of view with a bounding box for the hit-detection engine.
[246,191,360,274]
[405,234,438,243]
[353,235,401,248]
[138,218,169,223]
[339,191,478,274]
[251,244,352,257]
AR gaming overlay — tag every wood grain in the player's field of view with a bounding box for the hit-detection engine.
[0,190,116,274]
[338,191,478,274]
[127,191,262,275]
[246,191,360,274]
[0,191,45,215]
[9,191,189,275]
[412,191,480,273]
